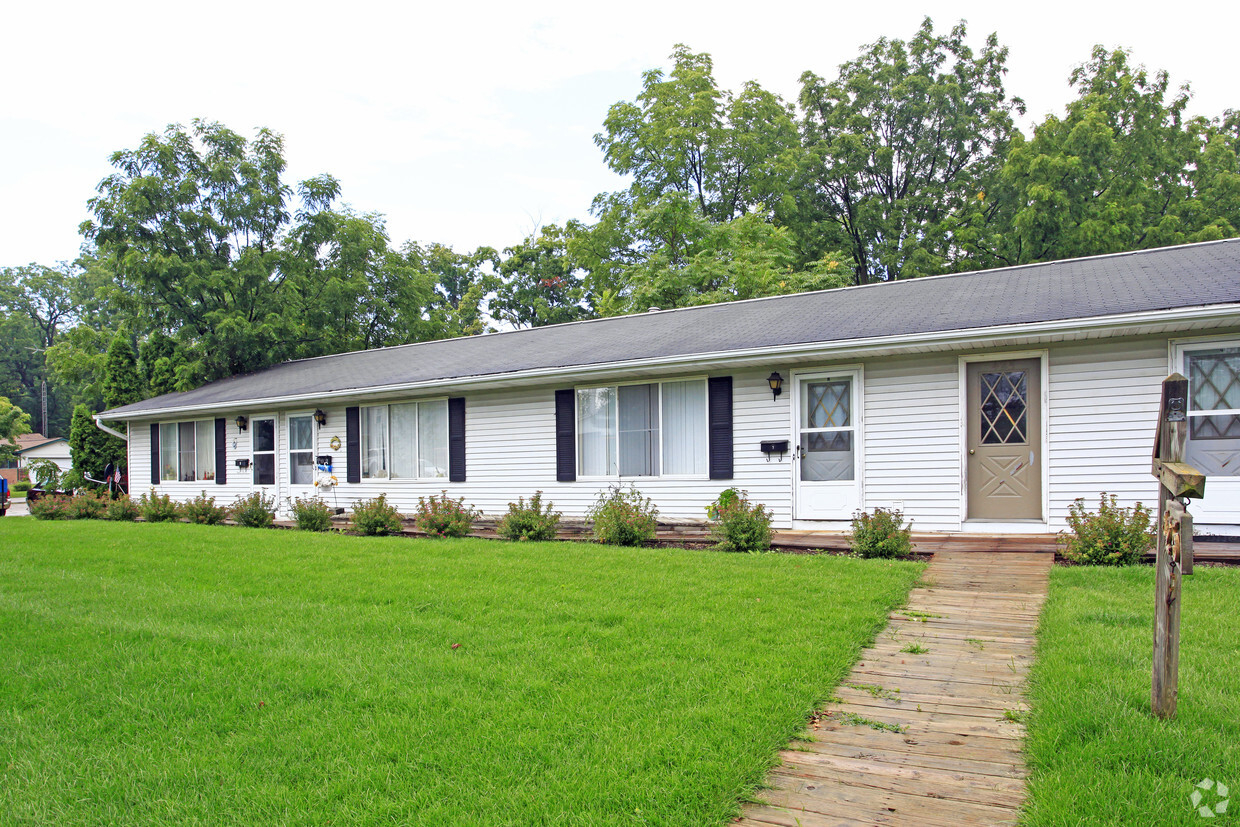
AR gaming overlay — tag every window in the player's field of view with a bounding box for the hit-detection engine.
[799,377,855,482]
[1186,346,1240,477]
[576,380,707,477]
[288,415,314,485]
[252,418,276,486]
[158,420,216,482]
[359,400,449,480]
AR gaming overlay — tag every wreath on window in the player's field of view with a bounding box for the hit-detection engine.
[329,436,342,451]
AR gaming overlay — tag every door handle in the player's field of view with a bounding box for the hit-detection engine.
[969,449,976,455]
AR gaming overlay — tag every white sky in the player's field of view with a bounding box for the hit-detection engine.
[3,0,1237,268]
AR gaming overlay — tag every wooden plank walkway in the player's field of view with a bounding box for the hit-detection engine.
[735,550,1053,827]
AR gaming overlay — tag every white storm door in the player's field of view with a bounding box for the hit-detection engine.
[794,371,861,520]
[286,413,317,502]
[1180,344,1240,525]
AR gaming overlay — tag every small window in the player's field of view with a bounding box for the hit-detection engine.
[160,423,178,481]
[361,406,389,479]
[577,380,707,478]
[1186,347,1240,477]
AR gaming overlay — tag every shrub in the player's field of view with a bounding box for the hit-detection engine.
[13,480,31,494]
[496,491,561,541]
[138,490,181,523]
[1058,493,1154,565]
[707,488,773,552]
[232,490,276,528]
[64,490,109,520]
[290,496,335,532]
[413,491,477,538]
[182,491,229,525]
[588,484,658,546]
[353,494,406,536]
[104,495,140,521]
[849,507,913,559]
[29,494,72,520]
[25,458,62,490]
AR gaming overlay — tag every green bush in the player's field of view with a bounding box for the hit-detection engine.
[707,488,773,552]
[104,495,140,521]
[64,490,108,520]
[1058,493,1154,565]
[413,492,476,538]
[13,480,32,494]
[849,507,913,559]
[182,491,229,525]
[496,491,561,541]
[290,496,335,532]
[29,494,72,520]
[231,490,276,528]
[353,494,405,536]
[25,458,62,490]
[588,484,658,546]
[138,490,181,523]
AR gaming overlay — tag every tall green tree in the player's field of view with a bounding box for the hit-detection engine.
[792,18,1024,283]
[102,328,144,409]
[68,403,125,483]
[491,225,589,328]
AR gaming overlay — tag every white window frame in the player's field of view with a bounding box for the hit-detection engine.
[359,398,451,481]
[575,377,710,480]
[157,419,217,483]
[286,412,317,489]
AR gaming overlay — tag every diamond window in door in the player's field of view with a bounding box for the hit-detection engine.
[1188,348,1240,440]
[979,371,1028,445]
[806,381,849,429]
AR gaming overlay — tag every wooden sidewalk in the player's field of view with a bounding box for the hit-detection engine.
[735,550,1053,827]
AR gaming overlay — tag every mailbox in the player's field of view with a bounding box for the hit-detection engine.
[760,440,790,461]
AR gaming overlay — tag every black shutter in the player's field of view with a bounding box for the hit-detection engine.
[214,418,227,485]
[708,376,734,480]
[150,423,160,485]
[554,389,576,482]
[345,406,361,484]
[448,397,466,483]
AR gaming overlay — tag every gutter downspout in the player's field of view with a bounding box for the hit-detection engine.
[93,416,128,442]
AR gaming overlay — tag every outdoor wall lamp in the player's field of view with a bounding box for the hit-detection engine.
[313,409,327,427]
[767,371,783,402]
[235,415,248,431]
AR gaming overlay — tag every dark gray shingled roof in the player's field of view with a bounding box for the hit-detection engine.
[103,240,1240,417]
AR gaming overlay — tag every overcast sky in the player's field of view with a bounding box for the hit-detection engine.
[3,0,1237,268]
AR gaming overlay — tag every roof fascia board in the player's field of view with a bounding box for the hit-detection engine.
[109,303,1240,421]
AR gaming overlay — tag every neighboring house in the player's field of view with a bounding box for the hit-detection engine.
[99,240,1240,534]
[16,435,72,481]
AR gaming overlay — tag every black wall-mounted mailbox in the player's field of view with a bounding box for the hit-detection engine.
[234,458,251,469]
[760,440,790,461]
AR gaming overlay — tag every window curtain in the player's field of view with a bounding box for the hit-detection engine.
[178,422,196,481]
[419,400,449,478]
[577,387,616,476]
[662,380,706,475]
[619,384,659,476]
[195,420,215,481]
[390,403,418,478]
[362,406,389,479]
[159,423,178,481]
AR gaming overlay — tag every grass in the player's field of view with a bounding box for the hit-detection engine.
[0,520,921,826]
[1024,564,1240,825]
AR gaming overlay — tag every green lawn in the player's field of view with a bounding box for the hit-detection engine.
[1024,564,1240,825]
[0,519,920,826]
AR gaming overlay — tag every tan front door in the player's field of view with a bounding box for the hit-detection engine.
[966,358,1042,520]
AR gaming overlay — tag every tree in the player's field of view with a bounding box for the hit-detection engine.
[81,120,435,390]
[102,328,144,409]
[792,18,1024,283]
[68,403,124,484]
[491,225,589,328]
[957,47,1237,267]
[0,395,32,466]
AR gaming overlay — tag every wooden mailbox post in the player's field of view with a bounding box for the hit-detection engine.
[1150,374,1206,720]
